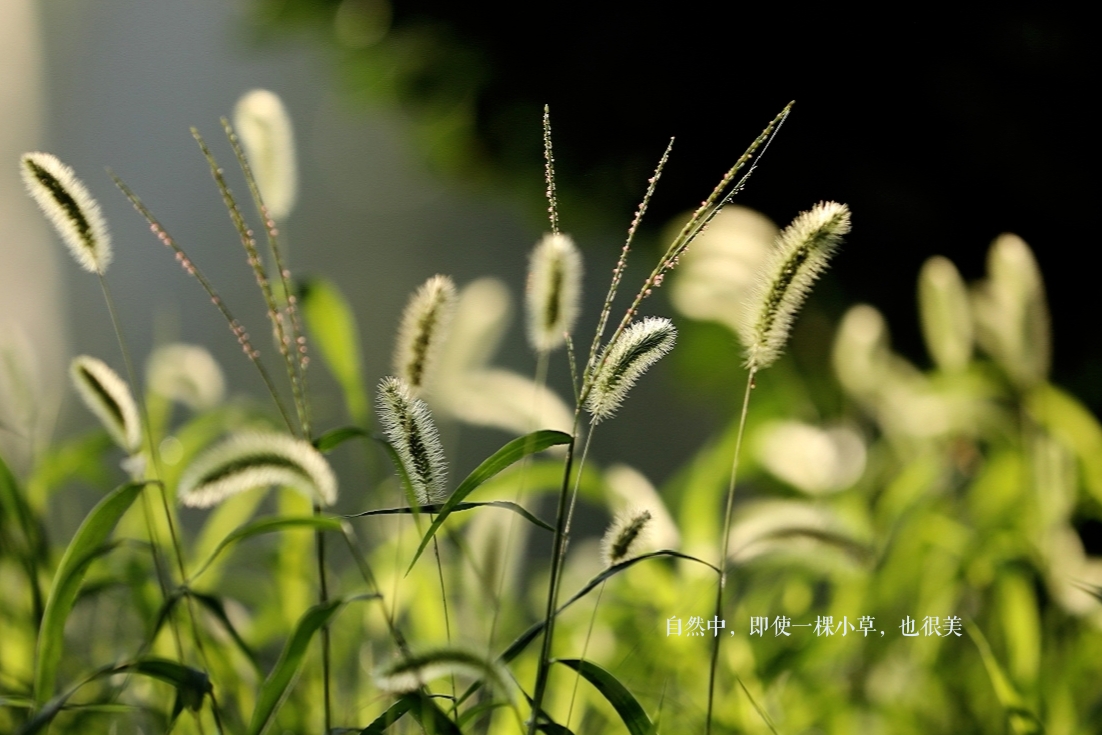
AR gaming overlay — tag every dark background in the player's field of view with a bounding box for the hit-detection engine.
[253,1,1100,406]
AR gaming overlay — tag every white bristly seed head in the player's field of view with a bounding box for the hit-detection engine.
[69,356,141,454]
[21,152,112,273]
[600,508,653,567]
[740,201,851,371]
[525,233,583,352]
[178,432,337,508]
[393,275,457,395]
[376,376,448,504]
[233,89,298,221]
[918,255,973,372]
[585,316,676,424]
[146,343,226,411]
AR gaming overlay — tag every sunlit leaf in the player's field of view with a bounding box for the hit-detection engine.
[34,482,147,704]
[406,430,571,573]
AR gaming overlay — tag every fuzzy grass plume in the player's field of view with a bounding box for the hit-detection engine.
[585,316,676,423]
[233,89,298,221]
[21,152,112,273]
[393,275,457,395]
[740,201,851,370]
[376,375,448,504]
[526,233,583,352]
[178,432,337,508]
[600,508,652,566]
[70,355,141,454]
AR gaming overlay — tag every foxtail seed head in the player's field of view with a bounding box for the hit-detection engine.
[585,316,676,424]
[377,376,448,504]
[740,201,850,371]
[233,89,298,221]
[70,356,141,454]
[600,508,652,567]
[526,233,582,352]
[178,432,337,508]
[918,255,973,372]
[393,275,457,395]
[146,343,226,411]
[21,153,112,273]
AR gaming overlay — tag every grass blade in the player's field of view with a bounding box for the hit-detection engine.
[247,595,376,735]
[300,278,370,425]
[965,620,1044,734]
[406,430,571,573]
[500,550,718,665]
[554,659,652,735]
[314,425,367,453]
[347,500,553,532]
[357,694,416,733]
[188,515,343,583]
[33,482,147,704]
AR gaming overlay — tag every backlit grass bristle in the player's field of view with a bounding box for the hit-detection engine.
[585,317,676,424]
[376,375,448,504]
[526,233,583,353]
[232,89,298,221]
[393,275,457,395]
[600,508,652,567]
[21,152,112,274]
[740,201,850,371]
[70,355,141,454]
[178,432,337,508]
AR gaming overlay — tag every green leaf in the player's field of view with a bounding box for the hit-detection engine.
[500,551,718,665]
[188,514,343,582]
[406,430,571,573]
[19,657,209,735]
[314,425,367,454]
[247,595,376,735]
[351,692,491,734]
[965,620,1044,735]
[34,482,147,704]
[300,277,370,424]
[347,500,553,532]
[357,694,416,733]
[554,659,652,735]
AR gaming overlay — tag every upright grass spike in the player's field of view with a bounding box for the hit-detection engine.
[585,317,677,424]
[20,152,112,274]
[526,233,583,353]
[177,432,337,508]
[543,105,560,235]
[232,89,298,222]
[739,201,851,370]
[393,275,457,395]
[69,356,141,455]
[918,255,974,372]
[706,200,850,735]
[377,376,448,505]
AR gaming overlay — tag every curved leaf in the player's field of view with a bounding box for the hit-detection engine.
[34,482,147,704]
[555,659,652,735]
[347,501,553,532]
[19,657,209,735]
[188,515,343,582]
[247,594,377,735]
[357,694,416,733]
[300,278,370,424]
[406,430,571,573]
[500,550,718,665]
[314,425,367,454]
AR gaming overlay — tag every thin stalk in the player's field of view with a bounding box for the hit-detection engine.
[313,503,331,733]
[191,129,309,439]
[98,276,216,734]
[528,420,579,734]
[430,531,458,719]
[566,580,606,730]
[706,369,756,734]
[110,172,296,433]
